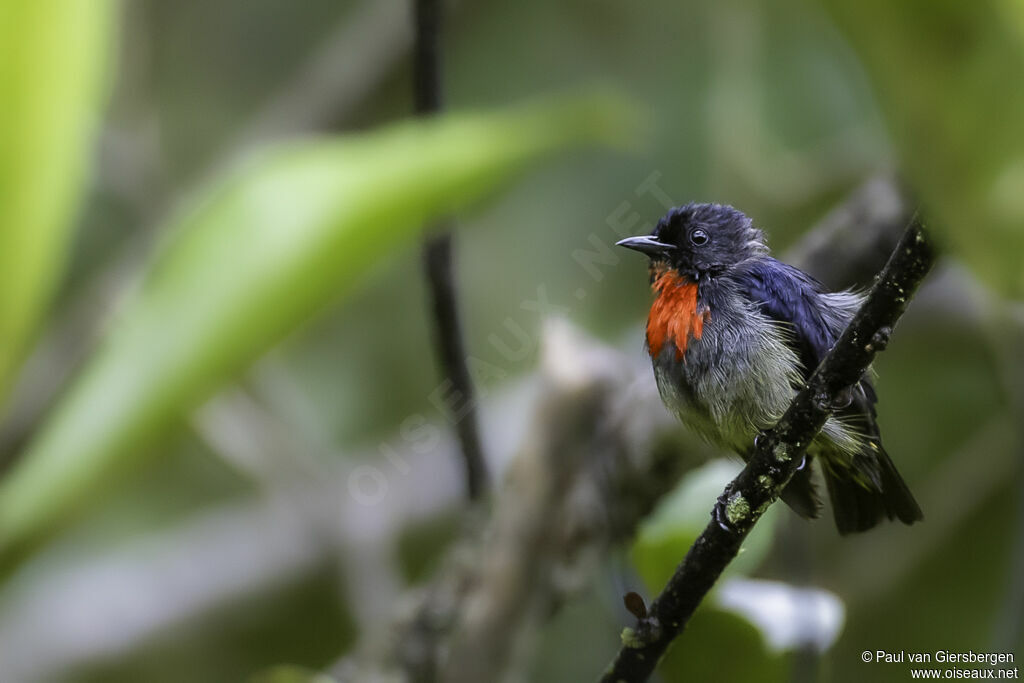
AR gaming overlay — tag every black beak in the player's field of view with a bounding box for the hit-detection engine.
[615,235,675,257]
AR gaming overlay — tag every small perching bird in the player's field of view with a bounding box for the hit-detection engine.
[617,203,923,534]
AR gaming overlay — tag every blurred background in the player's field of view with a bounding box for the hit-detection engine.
[0,0,1021,681]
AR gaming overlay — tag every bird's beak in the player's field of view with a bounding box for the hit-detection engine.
[615,235,675,257]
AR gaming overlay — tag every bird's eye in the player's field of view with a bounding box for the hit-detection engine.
[689,228,709,246]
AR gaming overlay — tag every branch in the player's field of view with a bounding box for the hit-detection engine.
[413,0,488,500]
[784,174,913,289]
[341,320,699,683]
[436,320,687,683]
[600,216,937,683]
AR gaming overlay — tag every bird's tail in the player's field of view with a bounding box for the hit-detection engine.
[823,445,923,535]
[779,462,822,520]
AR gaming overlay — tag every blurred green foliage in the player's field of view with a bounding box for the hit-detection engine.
[816,0,1024,296]
[0,0,116,404]
[631,460,782,589]
[0,0,1020,681]
[249,666,339,683]
[0,94,633,567]
[660,607,790,682]
[76,567,356,683]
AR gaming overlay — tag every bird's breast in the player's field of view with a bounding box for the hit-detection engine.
[646,270,710,361]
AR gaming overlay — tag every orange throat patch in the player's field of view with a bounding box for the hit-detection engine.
[646,268,710,361]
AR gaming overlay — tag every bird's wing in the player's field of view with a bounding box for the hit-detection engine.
[734,257,884,476]
[732,258,838,378]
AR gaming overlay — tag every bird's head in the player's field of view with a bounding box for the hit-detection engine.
[616,203,767,279]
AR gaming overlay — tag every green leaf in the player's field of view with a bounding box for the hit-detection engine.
[630,460,780,591]
[0,93,633,567]
[657,607,789,683]
[247,666,338,683]
[0,0,117,404]
[814,0,1024,297]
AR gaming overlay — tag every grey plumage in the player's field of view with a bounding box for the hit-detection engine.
[650,278,865,458]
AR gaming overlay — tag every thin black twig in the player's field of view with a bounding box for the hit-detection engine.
[600,216,937,682]
[413,0,488,500]
[413,0,443,115]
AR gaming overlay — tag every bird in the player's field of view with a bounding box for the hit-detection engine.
[616,202,922,534]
